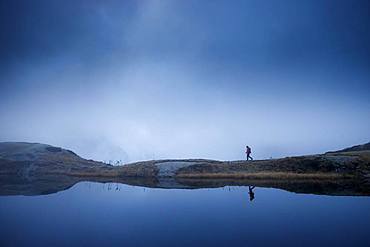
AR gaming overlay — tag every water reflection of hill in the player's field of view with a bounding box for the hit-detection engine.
[1,174,369,196]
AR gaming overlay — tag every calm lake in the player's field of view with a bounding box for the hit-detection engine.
[0,182,369,247]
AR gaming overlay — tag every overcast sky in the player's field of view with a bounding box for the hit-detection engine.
[0,0,369,162]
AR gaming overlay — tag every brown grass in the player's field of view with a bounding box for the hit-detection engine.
[176,172,353,180]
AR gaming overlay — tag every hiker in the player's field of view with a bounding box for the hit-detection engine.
[248,186,255,201]
[246,145,253,160]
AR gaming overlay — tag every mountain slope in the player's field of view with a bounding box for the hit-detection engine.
[327,142,370,153]
[0,142,369,180]
[0,142,117,177]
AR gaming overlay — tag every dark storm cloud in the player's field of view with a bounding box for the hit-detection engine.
[2,0,370,68]
[0,1,129,64]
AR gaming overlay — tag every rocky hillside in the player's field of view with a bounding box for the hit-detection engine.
[0,142,117,177]
[0,142,80,163]
[1,142,370,196]
[327,142,370,153]
[0,142,369,180]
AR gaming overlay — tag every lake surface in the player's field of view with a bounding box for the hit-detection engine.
[0,182,369,247]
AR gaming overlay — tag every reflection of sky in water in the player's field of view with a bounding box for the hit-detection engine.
[1,182,370,247]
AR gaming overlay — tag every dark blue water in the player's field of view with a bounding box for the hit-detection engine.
[1,182,370,247]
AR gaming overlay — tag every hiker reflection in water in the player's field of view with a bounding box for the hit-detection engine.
[248,186,255,201]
